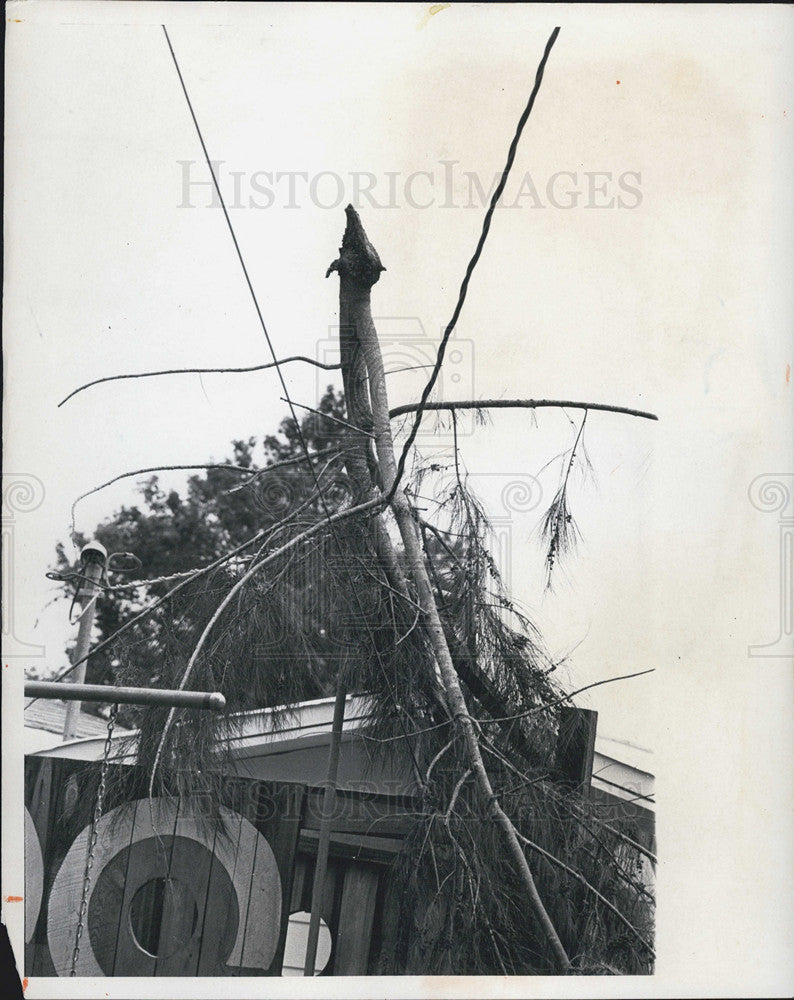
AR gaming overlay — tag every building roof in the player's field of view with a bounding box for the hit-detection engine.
[25,693,654,809]
[23,697,135,754]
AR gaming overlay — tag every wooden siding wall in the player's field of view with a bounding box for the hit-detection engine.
[25,751,651,977]
[25,759,305,977]
[25,757,410,977]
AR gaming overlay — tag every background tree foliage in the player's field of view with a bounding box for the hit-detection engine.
[53,387,350,725]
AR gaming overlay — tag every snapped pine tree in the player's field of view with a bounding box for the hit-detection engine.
[328,204,571,972]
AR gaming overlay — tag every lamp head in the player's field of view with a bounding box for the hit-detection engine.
[79,540,108,566]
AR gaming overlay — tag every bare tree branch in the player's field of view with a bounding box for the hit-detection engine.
[279,397,376,438]
[480,668,655,725]
[444,769,472,820]
[70,453,339,536]
[58,356,342,407]
[389,398,658,422]
[70,463,257,538]
[223,446,344,494]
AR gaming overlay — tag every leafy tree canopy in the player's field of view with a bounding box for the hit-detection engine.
[53,386,351,723]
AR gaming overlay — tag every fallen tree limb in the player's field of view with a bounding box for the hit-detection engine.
[389,398,658,422]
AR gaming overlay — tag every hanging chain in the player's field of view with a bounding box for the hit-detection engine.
[69,702,118,976]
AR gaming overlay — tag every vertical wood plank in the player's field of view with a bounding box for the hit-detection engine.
[26,757,53,857]
[555,707,598,794]
[45,792,137,975]
[31,759,88,976]
[258,783,305,975]
[84,767,139,976]
[283,854,340,973]
[236,782,285,972]
[25,758,52,976]
[332,864,380,975]
[290,858,308,914]
[221,780,305,974]
[33,759,82,976]
[85,827,134,974]
[153,822,211,975]
[195,807,244,975]
[321,859,340,928]
[223,808,264,971]
[370,872,400,975]
[111,797,178,976]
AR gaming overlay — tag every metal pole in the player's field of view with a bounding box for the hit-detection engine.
[303,683,346,976]
[62,541,107,740]
[27,681,226,712]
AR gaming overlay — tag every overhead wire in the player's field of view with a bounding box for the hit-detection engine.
[387,27,561,504]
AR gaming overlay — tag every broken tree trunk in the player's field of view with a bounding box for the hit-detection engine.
[327,204,571,973]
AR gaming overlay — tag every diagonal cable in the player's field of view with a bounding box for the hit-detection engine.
[387,26,561,503]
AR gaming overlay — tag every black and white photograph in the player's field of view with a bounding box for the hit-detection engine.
[2,3,792,996]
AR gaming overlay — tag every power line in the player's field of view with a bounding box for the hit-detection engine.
[387,26,561,504]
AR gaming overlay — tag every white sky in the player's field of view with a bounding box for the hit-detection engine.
[3,4,793,993]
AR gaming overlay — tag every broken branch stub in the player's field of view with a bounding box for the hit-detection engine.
[326,203,386,288]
